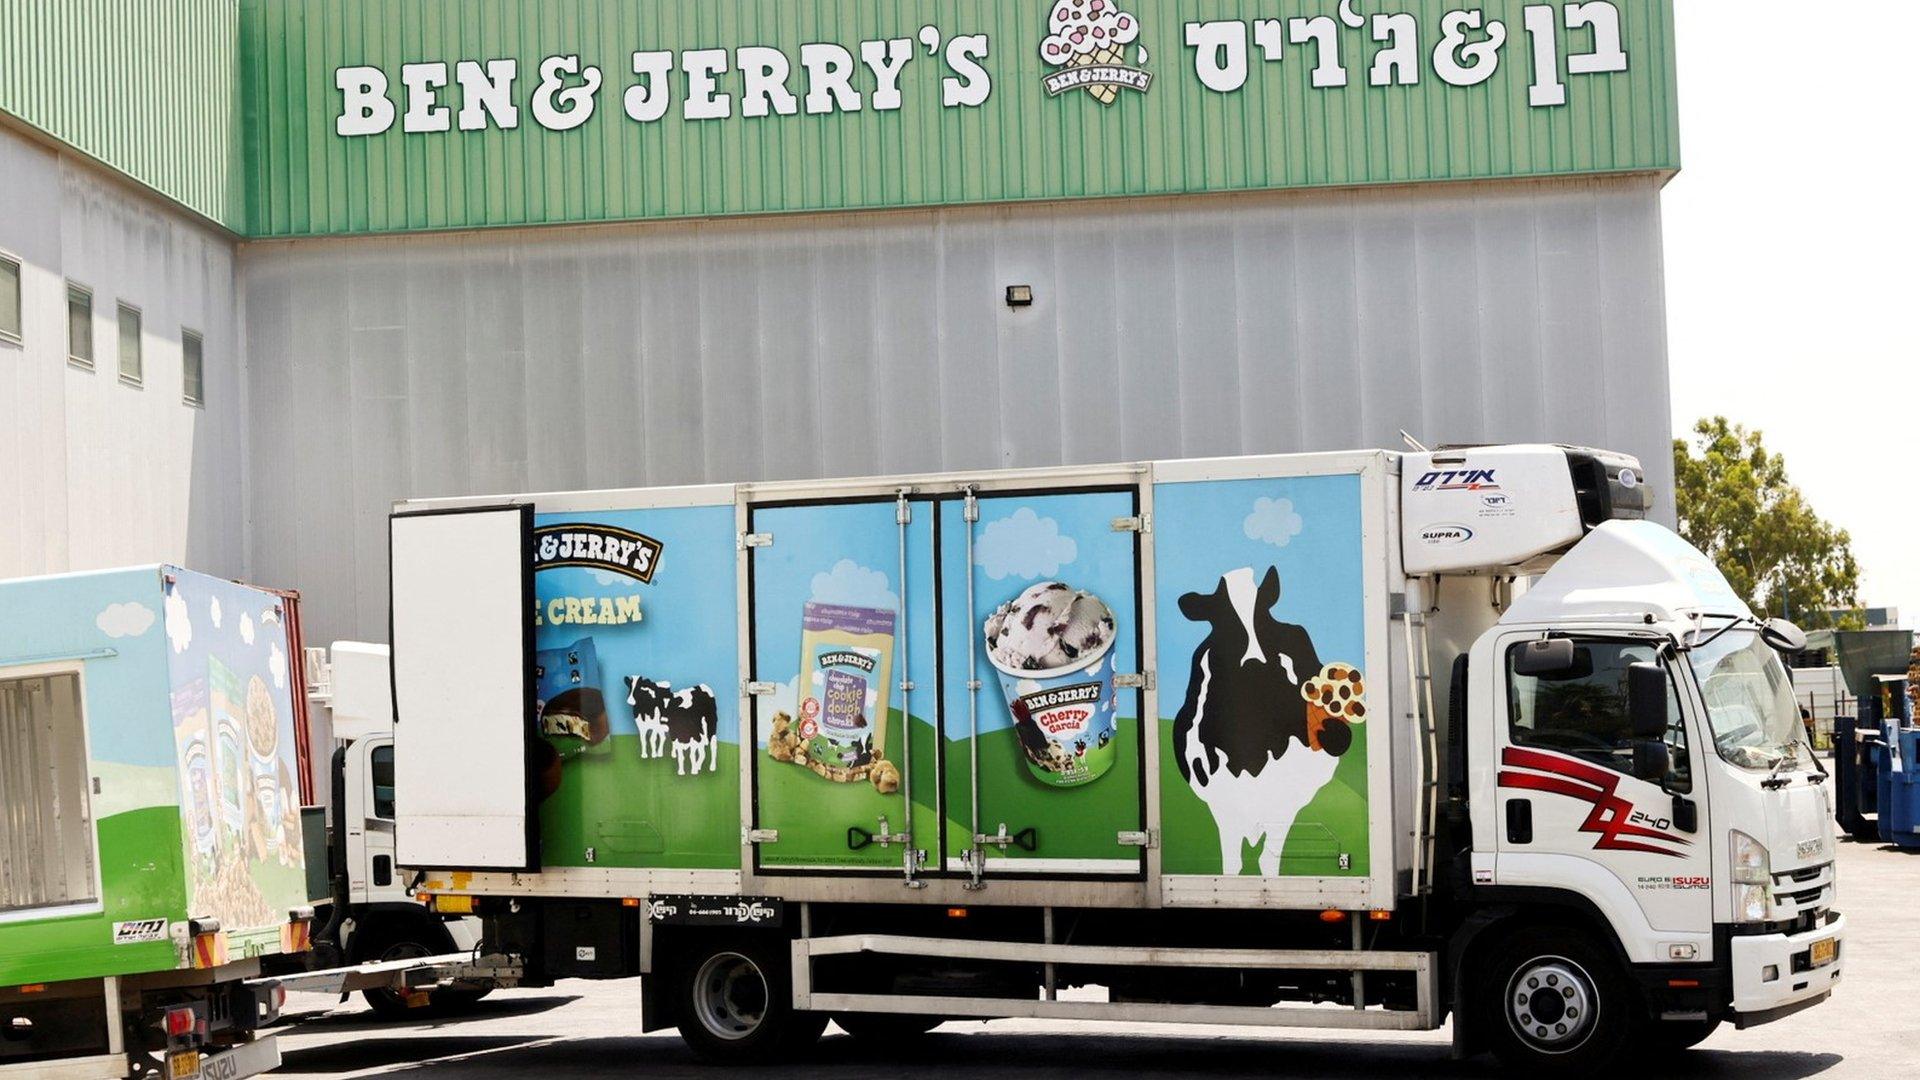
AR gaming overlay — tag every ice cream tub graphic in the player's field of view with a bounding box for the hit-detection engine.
[985,583,1120,788]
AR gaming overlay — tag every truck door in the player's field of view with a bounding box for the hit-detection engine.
[939,487,1145,879]
[1493,635,1712,936]
[747,495,939,875]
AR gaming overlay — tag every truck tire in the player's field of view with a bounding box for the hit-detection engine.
[1476,926,1630,1076]
[360,934,492,1020]
[833,1012,942,1044]
[673,939,825,1063]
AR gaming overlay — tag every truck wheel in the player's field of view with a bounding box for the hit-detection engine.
[360,937,491,1019]
[1477,927,1629,1075]
[673,940,824,1063]
[833,1012,941,1044]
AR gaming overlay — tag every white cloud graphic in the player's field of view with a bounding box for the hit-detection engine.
[240,612,256,646]
[208,596,223,630]
[1244,497,1304,547]
[95,602,156,639]
[269,643,288,689]
[165,590,193,653]
[809,559,899,612]
[975,508,1077,581]
[260,606,281,627]
[590,569,628,587]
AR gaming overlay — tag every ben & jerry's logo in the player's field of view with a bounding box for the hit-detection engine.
[1040,0,1152,104]
[535,524,664,583]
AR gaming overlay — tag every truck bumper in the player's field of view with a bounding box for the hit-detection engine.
[1729,911,1844,1025]
[167,1034,281,1080]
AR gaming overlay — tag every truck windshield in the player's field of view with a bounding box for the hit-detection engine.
[1686,630,1808,770]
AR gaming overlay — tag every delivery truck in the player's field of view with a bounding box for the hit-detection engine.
[340,444,1842,1074]
[0,567,315,1080]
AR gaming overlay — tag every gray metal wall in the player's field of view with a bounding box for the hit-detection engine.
[0,126,246,582]
[241,173,1674,648]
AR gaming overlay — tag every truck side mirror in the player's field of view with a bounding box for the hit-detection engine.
[1760,618,1807,654]
[1514,639,1578,677]
[1627,662,1669,740]
[1632,740,1672,784]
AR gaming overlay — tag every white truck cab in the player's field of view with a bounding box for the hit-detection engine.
[1405,447,1843,1058]
[299,643,486,1017]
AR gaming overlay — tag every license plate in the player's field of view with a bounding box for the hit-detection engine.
[167,1050,201,1080]
[1809,937,1838,968]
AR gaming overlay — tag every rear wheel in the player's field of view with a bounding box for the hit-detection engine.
[1476,926,1630,1076]
[833,1012,942,1044]
[673,939,825,1063]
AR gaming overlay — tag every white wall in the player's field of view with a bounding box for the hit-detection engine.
[241,174,1675,647]
[0,126,246,582]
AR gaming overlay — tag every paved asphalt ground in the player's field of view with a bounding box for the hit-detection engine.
[270,831,1918,1079]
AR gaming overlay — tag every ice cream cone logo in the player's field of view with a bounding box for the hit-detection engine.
[1041,0,1152,105]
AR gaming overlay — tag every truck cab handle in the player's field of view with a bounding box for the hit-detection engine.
[1506,799,1533,845]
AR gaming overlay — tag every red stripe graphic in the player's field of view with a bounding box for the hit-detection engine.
[1499,746,1690,858]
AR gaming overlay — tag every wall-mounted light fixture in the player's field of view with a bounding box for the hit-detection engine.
[1005,285,1034,308]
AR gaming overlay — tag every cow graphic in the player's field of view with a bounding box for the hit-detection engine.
[626,677,719,776]
[1172,566,1353,876]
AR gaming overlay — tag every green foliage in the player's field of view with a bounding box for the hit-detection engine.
[1673,418,1864,631]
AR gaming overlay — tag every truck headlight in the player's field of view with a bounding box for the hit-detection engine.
[1731,830,1772,922]
[1730,830,1770,885]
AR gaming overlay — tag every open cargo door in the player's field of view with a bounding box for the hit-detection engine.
[390,505,540,871]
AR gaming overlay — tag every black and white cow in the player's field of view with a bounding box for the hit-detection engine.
[625,677,718,776]
[1172,566,1349,876]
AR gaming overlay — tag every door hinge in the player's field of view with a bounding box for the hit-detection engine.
[1111,514,1151,534]
[1117,829,1157,849]
[744,681,779,697]
[743,828,779,845]
[1115,672,1155,691]
[738,531,773,550]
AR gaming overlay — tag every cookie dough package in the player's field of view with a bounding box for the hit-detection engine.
[792,602,895,782]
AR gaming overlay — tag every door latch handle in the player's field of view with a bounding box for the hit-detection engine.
[1506,799,1533,844]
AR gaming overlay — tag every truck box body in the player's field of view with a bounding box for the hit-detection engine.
[0,567,311,988]
[394,454,1407,909]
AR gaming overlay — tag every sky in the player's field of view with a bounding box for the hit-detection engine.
[1664,2,1920,628]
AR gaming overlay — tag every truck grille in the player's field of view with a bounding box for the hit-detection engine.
[1772,861,1834,920]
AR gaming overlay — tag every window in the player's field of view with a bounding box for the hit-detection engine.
[182,329,204,406]
[0,255,20,344]
[67,284,94,368]
[1507,638,1690,790]
[0,672,97,913]
[117,302,142,384]
[370,744,396,820]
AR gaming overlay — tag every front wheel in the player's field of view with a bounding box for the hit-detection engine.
[673,940,825,1063]
[1476,926,1631,1075]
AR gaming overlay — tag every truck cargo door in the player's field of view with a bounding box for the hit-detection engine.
[941,487,1145,878]
[747,496,939,875]
[390,505,539,872]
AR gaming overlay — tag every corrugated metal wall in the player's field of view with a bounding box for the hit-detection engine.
[242,174,1674,647]
[0,0,242,231]
[0,129,248,583]
[239,0,1679,237]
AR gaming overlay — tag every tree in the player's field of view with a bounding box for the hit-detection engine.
[1673,417,1863,631]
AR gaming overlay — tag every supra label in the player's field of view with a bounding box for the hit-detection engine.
[114,918,170,944]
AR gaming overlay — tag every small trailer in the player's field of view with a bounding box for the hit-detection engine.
[339,444,1840,1074]
[0,567,314,1080]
